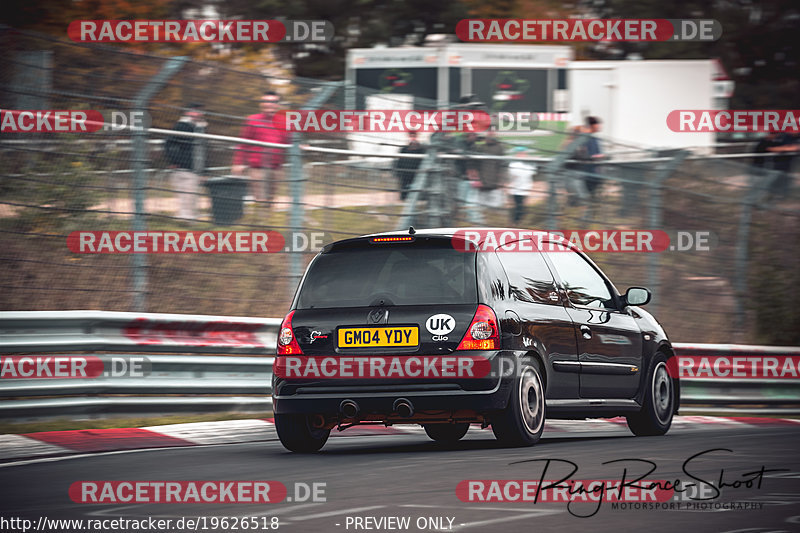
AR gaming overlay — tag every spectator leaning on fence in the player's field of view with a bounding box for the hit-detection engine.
[165,103,207,221]
[232,91,290,204]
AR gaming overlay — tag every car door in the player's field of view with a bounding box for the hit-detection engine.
[542,241,642,399]
[495,241,579,399]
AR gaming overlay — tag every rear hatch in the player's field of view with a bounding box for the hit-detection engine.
[291,236,478,357]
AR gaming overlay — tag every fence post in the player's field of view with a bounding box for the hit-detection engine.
[542,133,589,230]
[288,82,341,296]
[647,149,687,314]
[288,137,303,299]
[398,148,436,229]
[130,56,187,312]
[733,168,782,338]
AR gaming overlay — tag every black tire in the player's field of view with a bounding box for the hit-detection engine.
[627,353,675,436]
[424,423,470,443]
[274,413,330,453]
[492,359,546,446]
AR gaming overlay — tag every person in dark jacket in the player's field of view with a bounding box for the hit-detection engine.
[165,103,206,220]
[394,131,426,200]
[753,132,799,196]
[580,116,605,197]
[455,131,483,223]
[477,130,507,211]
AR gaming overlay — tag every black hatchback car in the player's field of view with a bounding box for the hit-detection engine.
[272,228,678,452]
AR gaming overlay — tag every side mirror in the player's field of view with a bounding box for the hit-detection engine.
[624,287,651,306]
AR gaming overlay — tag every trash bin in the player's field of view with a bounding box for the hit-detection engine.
[204,176,249,225]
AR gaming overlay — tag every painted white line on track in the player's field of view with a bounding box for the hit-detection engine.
[449,509,562,530]
[290,505,386,521]
[86,504,142,517]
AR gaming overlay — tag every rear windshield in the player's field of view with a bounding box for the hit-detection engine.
[296,242,477,309]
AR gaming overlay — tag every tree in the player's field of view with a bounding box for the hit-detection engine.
[214,0,470,79]
[583,0,800,109]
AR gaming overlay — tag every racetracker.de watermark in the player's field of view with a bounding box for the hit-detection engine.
[451,229,716,253]
[0,355,150,379]
[69,481,288,503]
[274,355,491,379]
[667,355,800,379]
[0,109,150,133]
[667,110,800,132]
[67,20,334,43]
[457,479,674,503]
[278,110,560,133]
[279,110,491,133]
[456,19,721,42]
[67,231,326,254]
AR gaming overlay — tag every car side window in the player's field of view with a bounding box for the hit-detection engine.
[544,243,615,309]
[496,242,557,304]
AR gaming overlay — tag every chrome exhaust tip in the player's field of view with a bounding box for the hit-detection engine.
[340,399,359,418]
[393,398,414,418]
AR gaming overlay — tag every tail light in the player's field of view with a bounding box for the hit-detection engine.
[456,304,500,351]
[277,310,303,355]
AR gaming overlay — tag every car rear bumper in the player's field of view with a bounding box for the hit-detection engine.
[272,351,514,416]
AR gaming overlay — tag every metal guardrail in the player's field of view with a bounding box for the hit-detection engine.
[0,312,798,419]
[0,310,279,354]
[672,343,800,415]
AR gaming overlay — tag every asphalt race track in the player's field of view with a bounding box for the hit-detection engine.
[2,421,799,533]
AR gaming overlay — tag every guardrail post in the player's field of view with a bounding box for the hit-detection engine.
[131,56,188,312]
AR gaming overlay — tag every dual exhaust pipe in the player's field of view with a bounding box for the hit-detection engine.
[339,398,414,418]
[339,400,359,418]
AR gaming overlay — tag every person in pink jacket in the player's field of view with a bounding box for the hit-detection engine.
[232,91,290,203]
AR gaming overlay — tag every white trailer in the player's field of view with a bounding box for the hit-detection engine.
[568,60,715,151]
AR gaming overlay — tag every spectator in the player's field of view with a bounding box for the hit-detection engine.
[507,146,536,224]
[580,116,605,197]
[394,131,426,200]
[452,131,483,222]
[232,91,290,203]
[561,124,588,205]
[752,131,781,169]
[477,130,507,211]
[165,103,206,221]
[753,132,799,196]
[452,95,486,223]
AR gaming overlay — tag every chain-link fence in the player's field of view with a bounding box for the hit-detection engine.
[2,28,799,345]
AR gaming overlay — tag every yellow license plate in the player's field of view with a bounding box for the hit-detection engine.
[337,327,418,348]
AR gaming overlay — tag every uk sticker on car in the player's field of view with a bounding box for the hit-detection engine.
[426,314,455,341]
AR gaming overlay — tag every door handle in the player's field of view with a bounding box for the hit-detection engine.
[580,325,592,340]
